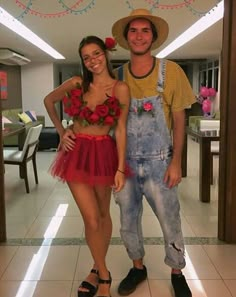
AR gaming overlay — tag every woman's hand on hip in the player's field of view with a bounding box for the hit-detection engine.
[60,129,76,152]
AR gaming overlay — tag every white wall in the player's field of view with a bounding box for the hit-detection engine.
[192,62,199,94]
[213,54,221,112]
[21,63,55,126]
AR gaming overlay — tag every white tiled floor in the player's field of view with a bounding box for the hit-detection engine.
[1,136,236,297]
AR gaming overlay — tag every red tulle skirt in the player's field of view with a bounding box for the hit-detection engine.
[49,133,119,186]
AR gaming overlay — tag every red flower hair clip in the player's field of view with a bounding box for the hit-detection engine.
[105,37,117,51]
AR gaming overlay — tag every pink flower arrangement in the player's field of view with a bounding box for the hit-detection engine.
[196,86,217,117]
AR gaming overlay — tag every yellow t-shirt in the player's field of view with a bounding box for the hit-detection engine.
[114,58,196,129]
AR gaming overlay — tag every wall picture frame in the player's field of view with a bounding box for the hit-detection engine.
[0,71,7,99]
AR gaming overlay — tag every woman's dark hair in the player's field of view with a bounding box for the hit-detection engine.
[123,18,158,43]
[78,35,115,92]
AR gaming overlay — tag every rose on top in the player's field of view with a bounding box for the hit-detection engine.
[79,96,122,127]
[63,83,83,117]
[63,82,123,127]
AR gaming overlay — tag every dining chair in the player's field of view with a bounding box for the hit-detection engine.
[3,124,43,193]
[199,119,220,184]
[68,119,73,126]
[61,119,68,128]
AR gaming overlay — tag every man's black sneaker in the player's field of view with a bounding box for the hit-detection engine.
[118,266,147,296]
[171,273,192,297]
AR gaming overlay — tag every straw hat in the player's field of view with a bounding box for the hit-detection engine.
[112,8,169,50]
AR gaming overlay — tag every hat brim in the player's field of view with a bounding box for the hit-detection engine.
[112,14,169,50]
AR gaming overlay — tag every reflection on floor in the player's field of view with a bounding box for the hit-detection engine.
[1,136,235,297]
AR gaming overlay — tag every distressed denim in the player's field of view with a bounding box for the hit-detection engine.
[115,60,186,269]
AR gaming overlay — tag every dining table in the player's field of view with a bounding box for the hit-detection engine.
[2,125,25,139]
[182,126,220,203]
[2,125,25,149]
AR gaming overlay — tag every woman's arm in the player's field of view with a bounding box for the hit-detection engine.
[44,76,82,150]
[114,81,130,191]
[44,76,81,137]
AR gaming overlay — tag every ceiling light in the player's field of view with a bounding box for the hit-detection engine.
[156,1,224,58]
[0,6,65,60]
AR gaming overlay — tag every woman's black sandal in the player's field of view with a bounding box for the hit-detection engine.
[78,269,99,297]
[96,272,112,297]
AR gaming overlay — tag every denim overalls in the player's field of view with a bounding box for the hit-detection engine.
[115,59,186,269]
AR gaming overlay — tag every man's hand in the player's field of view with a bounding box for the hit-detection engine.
[163,159,182,188]
[113,171,126,192]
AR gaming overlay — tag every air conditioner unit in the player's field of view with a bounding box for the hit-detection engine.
[0,49,31,66]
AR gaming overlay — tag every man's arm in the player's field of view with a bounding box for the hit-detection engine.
[163,109,185,188]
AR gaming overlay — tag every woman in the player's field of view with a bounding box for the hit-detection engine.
[44,36,130,297]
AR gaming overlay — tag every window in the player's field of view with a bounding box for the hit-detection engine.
[199,59,219,91]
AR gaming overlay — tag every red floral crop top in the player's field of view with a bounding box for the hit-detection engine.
[63,83,123,127]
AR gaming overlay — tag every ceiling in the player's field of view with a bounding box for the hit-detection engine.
[0,0,223,64]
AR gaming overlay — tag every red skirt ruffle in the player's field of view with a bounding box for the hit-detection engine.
[49,133,119,186]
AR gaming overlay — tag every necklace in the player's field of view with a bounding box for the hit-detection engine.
[129,56,156,79]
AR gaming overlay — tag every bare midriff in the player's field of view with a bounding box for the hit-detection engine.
[72,120,111,136]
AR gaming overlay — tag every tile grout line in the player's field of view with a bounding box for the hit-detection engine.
[0,237,226,246]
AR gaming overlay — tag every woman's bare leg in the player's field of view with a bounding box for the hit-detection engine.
[93,185,112,296]
[95,185,112,258]
[68,182,112,295]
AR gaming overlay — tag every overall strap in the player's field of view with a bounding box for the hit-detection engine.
[157,59,166,92]
[117,65,124,81]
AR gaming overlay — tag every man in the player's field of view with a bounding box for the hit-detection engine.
[112,8,195,297]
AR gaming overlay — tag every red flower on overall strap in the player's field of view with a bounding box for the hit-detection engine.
[134,101,155,117]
